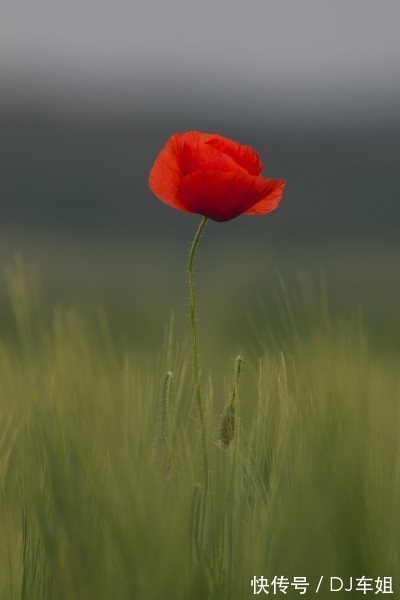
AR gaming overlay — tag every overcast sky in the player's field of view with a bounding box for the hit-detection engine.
[1,0,400,125]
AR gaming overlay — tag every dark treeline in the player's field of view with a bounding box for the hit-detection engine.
[1,111,399,243]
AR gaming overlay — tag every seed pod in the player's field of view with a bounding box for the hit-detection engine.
[218,401,235,449]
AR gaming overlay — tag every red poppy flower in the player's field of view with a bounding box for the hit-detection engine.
[149,131,285,222]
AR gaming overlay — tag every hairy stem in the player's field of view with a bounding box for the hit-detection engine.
[188,216,208,543]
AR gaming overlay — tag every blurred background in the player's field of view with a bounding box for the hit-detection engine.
[1,0,399,360]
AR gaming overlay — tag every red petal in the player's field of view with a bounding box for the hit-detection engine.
[206,136,263,176]
[163,131,262,175]
[177,170,283,222]
[244,179,286,215]
[148,134,185,210]
[181,140,246,176]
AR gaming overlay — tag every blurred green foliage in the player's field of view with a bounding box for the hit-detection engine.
[0,247,399,598]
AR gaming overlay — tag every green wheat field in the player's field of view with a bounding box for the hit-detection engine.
[0,235,399,599]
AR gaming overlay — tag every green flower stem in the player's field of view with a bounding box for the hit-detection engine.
[188,215,209,542]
